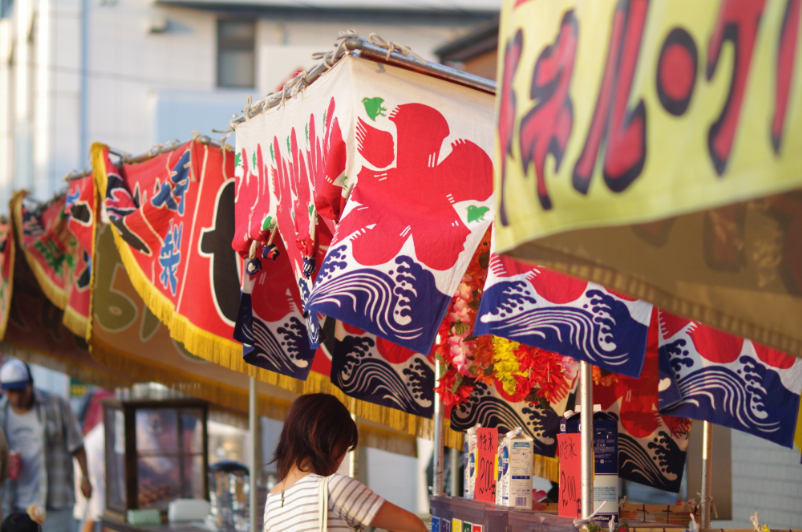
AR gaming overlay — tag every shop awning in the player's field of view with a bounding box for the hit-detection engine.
[492,0,802,359]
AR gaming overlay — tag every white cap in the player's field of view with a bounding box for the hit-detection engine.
[0,360,32,390]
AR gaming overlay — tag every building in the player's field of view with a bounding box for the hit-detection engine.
[0,0,499,209]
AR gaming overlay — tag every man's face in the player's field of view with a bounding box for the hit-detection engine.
[5,385,33,411]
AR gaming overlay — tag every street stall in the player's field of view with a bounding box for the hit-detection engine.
[0,9,797,530]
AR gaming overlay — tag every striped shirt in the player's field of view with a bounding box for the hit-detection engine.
[263,474,384,532]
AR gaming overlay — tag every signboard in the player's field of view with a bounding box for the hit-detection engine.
[557,433,581,518]
[474,427,498,502]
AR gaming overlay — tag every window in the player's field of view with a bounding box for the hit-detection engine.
[217,19,255,89]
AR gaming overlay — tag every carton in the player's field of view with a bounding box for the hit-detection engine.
[463,424,481,499]
[498,428,533,509]
[495,436,508,505]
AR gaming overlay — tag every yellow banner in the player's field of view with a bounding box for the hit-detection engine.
[494,0,802,356]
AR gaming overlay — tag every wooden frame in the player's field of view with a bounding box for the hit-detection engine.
[101,398,209,516]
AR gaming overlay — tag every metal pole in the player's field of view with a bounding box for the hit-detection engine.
[449,447,459,496]
[700,420,713,528]
[349,404,358,479]
[579,361,594,519]
[432,356,445,497]
[249,376,258,532]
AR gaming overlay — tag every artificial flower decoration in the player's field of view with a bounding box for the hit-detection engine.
[433,228,576,411]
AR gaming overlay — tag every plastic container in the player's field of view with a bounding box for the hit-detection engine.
[560,405,619,524]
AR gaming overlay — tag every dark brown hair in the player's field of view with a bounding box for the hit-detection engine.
[271,393,358,479]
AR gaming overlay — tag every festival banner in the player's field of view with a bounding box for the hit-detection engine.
[475,239,653,378]
[92,141,242,364]
[233,55,495,356]
[307,57,495,355]
[0,221,14,341]
[331,320,434,418]
[233,236,317,380]
[233,94,340,349]
[493,0,802,358]
[11,192,91,337]
[595,312,692,493]
[450,380,561,458]
[1,240,131,390]
[657,310,802,448]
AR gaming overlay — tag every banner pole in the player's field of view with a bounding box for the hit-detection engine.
[349,398,358,479]
[580,361,594,519]
[432,356,445,497]
[249,376,258,532]
[701,420,713,528]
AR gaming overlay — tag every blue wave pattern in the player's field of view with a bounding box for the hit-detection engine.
[307,245,451,354]
[332,333,434,418]
[450,382,559,456]
[617,427,686,492]
[660,339,799,447]
[298,276,320,348]
[476,281,648,378]
[234,292,316,380]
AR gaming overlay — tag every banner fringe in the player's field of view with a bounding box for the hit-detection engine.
[533,454,559,483]
[62,306,90,339]
[86,142,108,345]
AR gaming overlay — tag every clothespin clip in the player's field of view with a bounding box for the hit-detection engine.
[261,227,280,261]
[245,239,262,276]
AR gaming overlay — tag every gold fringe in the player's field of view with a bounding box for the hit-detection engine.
[1,340,133,391]
[358,424,417,458]
[86,142,107,346]
[533,454,559,482]
[10,191,69,311]
[0,220,16,342]
[62,305,90,338]
[89,334,295,420]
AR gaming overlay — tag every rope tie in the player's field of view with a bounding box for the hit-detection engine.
[243,96,253,121]
[368,33,425,64]
[750,511,769,532]
[696,492,718,519]
[572,501,608,529]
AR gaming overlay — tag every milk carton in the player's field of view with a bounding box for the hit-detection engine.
[499,428,533,509]
[463,424,480,499]
[495,437,507,505]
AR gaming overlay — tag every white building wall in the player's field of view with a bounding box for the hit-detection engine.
[711,429,802,528]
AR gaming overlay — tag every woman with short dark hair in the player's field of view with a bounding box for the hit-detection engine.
[264,393,426,532]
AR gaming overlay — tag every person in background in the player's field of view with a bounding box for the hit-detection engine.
[0,360,90,532]
[1,511,41,532]
[73,389,108,532]
[264,393,426,532]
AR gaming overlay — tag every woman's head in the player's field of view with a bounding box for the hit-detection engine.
[272,393,358,479]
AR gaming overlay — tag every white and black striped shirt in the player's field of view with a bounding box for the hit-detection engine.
[263,474,385,532]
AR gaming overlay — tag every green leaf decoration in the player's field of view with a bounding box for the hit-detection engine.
[453,322,470,336]
[483,365,495,377]
[466,205,489,223]
[468,300,480,310]
[451,374,463,393]
[235,152,242,167]
[361,97,387,121]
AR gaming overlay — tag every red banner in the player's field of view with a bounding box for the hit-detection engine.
[11,191,90,337]
[92,141,241,362]
[0,222,14,341]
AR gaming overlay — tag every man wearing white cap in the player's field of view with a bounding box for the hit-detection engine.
[0,360,90,532]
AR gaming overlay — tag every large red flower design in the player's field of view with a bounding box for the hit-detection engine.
[338,103,493,271]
